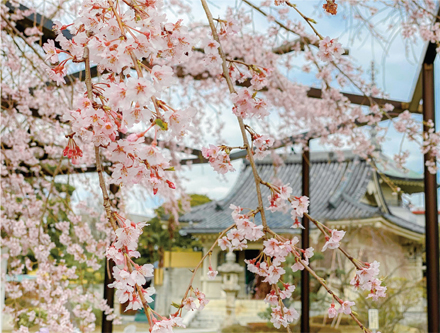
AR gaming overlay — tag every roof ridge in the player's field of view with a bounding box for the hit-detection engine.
[341,192,381,214]
[243,150,360,165]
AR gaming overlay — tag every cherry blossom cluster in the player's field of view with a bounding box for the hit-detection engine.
[393,110,419,137]
[231,87,269,119]
[264,283,296,306]
[249,66,273,91]
[199,19,240,74]
[218,195,317,329]
[393,150,410,170]
[317,37,344,62]
[266,183,310,229]
[393,111,439,174]
[322,229,346,251]
[150,316,185,333]
[227,59,273,91]
[385,1,440,51]
[291,247,314,272]
[235,217,358,327]
[244,239,301,328]
[109,266,155,311]
[105,213,155,310]
[327,300,356,318]
[252,134,275,160]
[218,205,265,251]
[44,0,197,171]
[182,288,210,311]
[40,0,204,329]
[106,138,176,193]
[217,17,241,38]
[200,38,222,74]
[1,164,118,333]
[350,261,387,301]
[422,121,440,174]
[270,305,299,329]
[202,144,235,174]
[238,229,313,328]
[1,66,120,331]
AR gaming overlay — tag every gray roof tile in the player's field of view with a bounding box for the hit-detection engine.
[180,152,424,235]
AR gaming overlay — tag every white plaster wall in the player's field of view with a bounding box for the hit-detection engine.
[154,266,202,315]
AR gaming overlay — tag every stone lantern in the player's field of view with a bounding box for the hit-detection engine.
[217,251,243,327]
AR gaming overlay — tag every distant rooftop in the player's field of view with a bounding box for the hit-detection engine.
[180,151,424,235]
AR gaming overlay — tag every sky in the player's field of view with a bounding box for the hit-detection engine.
[70,0,440,216]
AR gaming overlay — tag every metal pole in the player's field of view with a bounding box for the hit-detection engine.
[102,184,119,333]
[422,58,439,333]
[301,141,310,333]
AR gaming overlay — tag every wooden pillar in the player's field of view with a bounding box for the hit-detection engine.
[422,51,439,333]
[101,184,119,333]
[301,141,310,332]
[102,260,115,333]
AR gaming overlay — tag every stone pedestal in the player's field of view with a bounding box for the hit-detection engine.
[218,251,242,327]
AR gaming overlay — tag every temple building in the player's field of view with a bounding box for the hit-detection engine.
[155,151,432,329]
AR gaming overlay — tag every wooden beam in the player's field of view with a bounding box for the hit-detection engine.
[5,1,72,48]
[273,37,349,56]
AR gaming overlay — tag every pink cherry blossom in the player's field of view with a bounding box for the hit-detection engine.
[202,38,220,54]
[291,196,309,218]
[42,40,59,63]
[279,184,293,200]
[322,229,346,251]
[318,37,344,62]
[339,300,355,315]
[304,247,314,259]
[207,267,218,280]
[328,303,338,318]
[218,236,232,251]
[202,144,235,174]
[151,65,176,89]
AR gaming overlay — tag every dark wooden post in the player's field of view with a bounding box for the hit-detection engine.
[422,45,439,333]
[102,260,115,333]
[301,141,310,332]
[101,184,119,333]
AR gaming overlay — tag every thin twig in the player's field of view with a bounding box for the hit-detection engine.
[299,258,371,333]
[179,224,235,308]
[39,155,64,221]
[285,1,323,40]
[1,13,48,65]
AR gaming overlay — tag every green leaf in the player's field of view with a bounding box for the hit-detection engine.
[155,119,168,130]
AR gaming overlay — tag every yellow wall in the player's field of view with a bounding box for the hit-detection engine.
[163,251,203,268]
[155,251,203,285]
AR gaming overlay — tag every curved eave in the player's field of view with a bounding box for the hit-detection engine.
[387,177,424,190]
[386,175,424,183]
[180,227,301,236]
[326,216,424,242]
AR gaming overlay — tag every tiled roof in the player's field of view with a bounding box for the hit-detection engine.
[180,151,424,235]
